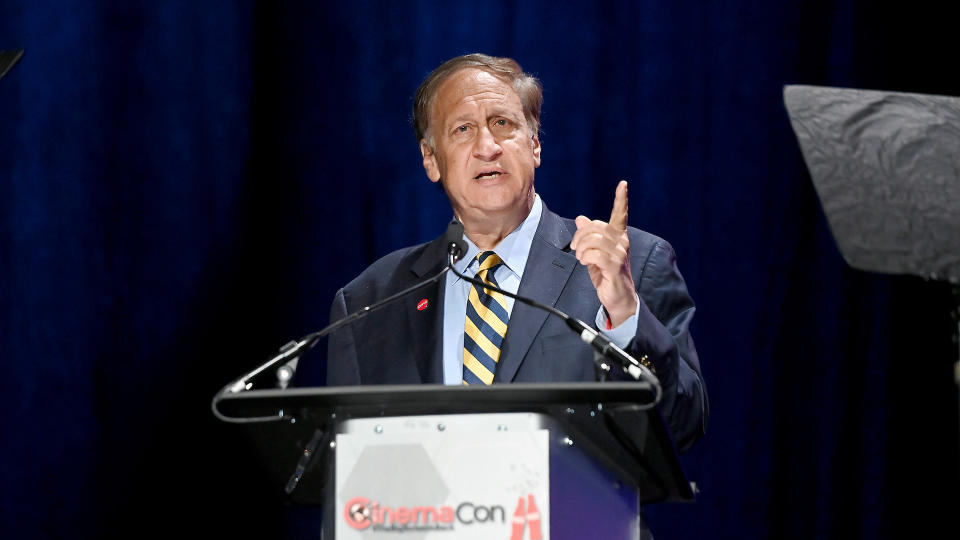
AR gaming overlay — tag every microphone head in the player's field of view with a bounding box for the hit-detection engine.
[445,219,466,262]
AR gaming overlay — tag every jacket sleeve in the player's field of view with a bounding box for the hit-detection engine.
[627,238,708,452]
[326,287,362,386]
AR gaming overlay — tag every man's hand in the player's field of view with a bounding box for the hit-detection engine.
[570,180,638,328]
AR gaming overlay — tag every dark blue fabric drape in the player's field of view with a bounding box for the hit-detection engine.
[2,1,957,538]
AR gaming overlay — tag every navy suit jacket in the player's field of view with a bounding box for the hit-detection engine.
[327,205,708,450]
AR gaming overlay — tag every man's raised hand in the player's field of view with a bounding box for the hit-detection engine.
[570,180,638,327]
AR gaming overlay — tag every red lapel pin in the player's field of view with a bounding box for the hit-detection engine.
[416,298,429,311]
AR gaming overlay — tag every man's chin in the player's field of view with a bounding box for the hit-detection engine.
[459,197,531,225]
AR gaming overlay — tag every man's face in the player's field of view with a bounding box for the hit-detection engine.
[420,68,541,230]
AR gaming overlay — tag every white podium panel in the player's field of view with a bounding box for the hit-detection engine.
[334,413,550,540]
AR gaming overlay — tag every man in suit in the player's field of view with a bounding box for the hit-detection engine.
[327,53,707,451]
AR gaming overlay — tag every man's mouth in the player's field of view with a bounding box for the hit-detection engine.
[474,171,503,180]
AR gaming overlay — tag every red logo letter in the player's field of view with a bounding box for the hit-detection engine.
[510,497,526,540]
[526,494,542,540]
[344,497,372,530]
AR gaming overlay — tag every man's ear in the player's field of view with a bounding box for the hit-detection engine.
[420,140,441,182]
[531,133,542,168]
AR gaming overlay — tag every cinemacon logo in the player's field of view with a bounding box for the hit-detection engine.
[344,495,542,536]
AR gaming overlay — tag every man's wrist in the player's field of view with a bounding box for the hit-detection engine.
[596,293,641,349]
[603,294,639,328]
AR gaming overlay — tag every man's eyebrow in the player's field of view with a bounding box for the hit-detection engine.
[488,111,526,127]
[447,114,475,127]
[487,107,521,119]
[444,108,522,130]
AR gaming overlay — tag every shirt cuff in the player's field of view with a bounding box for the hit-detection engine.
[595,293,641,349]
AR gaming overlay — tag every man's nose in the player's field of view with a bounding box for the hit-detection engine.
[472,126,502,161]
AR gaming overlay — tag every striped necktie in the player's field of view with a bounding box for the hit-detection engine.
[462,251,510,385]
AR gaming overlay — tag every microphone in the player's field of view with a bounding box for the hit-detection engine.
[445,246,661,401]
[218,219,467,397]
[445,219,467,262]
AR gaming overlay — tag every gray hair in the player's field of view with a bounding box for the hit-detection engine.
[413,53,543,146]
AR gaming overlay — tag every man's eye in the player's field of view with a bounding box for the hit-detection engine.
[491,118,515,134]
[457,125,470,133]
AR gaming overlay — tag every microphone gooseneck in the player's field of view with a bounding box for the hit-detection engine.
[215,220,469,408]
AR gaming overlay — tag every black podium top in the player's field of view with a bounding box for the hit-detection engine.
[216,382,654,417]
[214,382,694,504]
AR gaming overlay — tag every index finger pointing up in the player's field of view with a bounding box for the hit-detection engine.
[609,180,629,231]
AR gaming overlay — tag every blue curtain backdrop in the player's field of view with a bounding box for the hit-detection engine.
[1,1,957,538]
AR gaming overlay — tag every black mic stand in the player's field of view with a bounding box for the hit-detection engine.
[212,266,452,422]
[214,220,470,421]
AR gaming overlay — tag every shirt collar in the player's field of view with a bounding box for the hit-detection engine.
[454,193,543,279]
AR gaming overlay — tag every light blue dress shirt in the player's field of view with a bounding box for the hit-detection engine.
[441,194,639,384]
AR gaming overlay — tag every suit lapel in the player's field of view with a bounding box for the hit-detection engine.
[495,208,578,382]
[408,238,447,384]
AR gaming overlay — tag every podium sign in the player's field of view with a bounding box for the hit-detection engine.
[335,413,549,539]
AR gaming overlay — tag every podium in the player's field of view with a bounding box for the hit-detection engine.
[213,383,694,539]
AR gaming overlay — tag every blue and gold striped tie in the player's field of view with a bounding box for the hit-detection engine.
[462,251,509,385]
